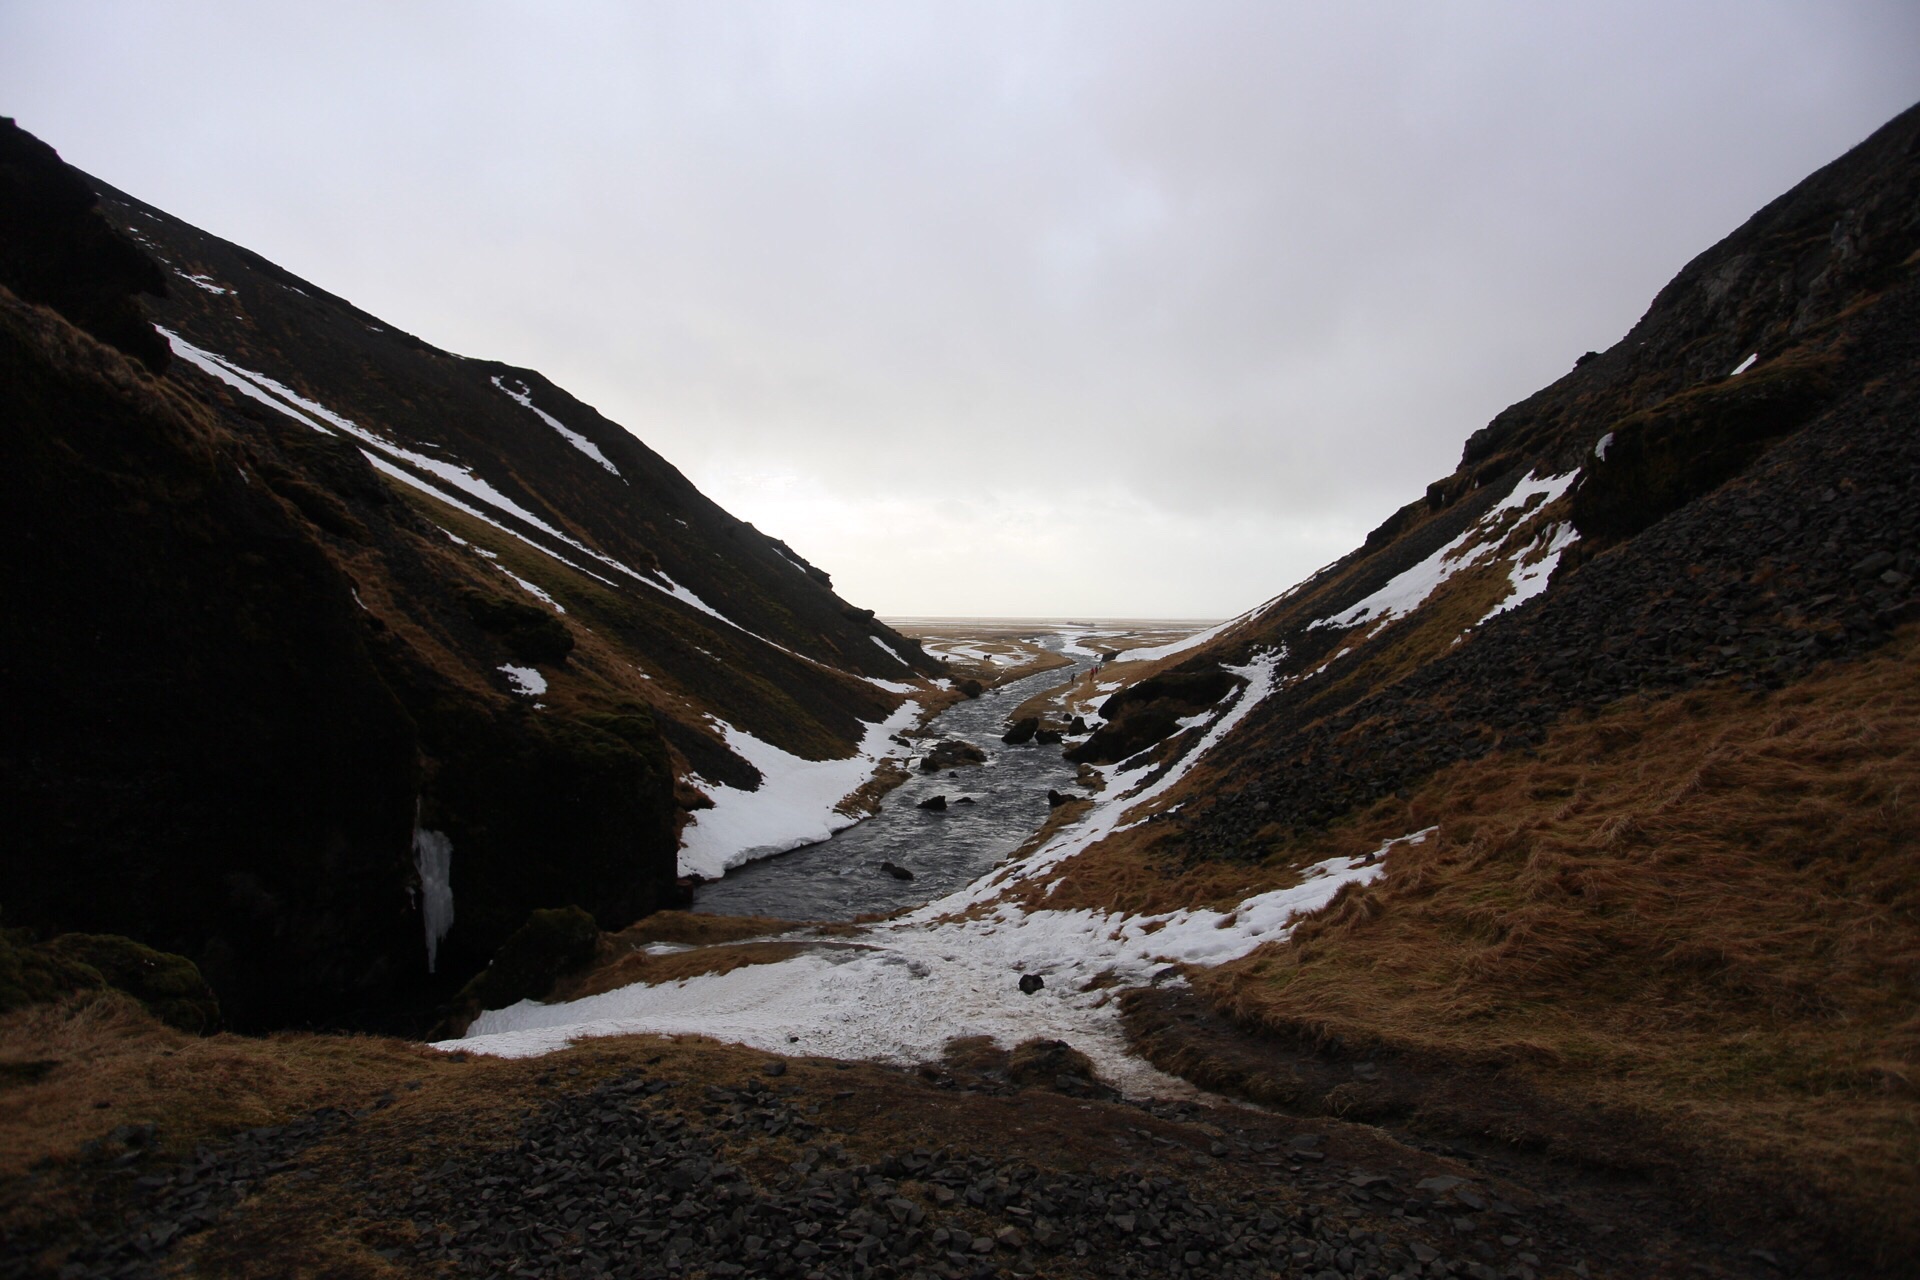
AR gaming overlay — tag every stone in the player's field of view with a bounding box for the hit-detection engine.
[920,740,987,772]
[1005,1038,1093,1087]
[1001,717,1039,745]
[1415,1176,1465,1196]
[880,861,915,881]
[1018,974,1045,995]
[917,796,947,812]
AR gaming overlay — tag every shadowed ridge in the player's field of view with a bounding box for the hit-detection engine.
[0,116,170,372]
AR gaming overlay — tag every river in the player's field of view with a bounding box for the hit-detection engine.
[692,638,1096,921]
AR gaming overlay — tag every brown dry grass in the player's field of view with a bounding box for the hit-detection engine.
[838,756,912,818]
[552,940,836,1001]
[605,910,806,946]
[1187,630,1920,1243]
[0,992,444,1180]
[897,628,1070,687]
[1012,822,1315,917]
[1007,660,1144,724]
[549,912,866,1002]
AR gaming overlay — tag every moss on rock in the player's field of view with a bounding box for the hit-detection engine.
[43,933,221,1033]
[0,928,219,1032]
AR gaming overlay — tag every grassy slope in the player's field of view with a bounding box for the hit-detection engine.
[1108,632,1919,1260]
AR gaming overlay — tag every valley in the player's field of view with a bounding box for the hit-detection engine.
[4,94,1919,1280]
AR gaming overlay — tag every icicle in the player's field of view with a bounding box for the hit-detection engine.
[413,817,455,974]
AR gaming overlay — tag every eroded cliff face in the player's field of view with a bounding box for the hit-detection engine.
[0,119,936,1031]
[1095,103,1920,858]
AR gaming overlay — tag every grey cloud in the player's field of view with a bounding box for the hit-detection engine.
[5,0,1916,613]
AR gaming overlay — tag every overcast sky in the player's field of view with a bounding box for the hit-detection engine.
[6,3,1916,617]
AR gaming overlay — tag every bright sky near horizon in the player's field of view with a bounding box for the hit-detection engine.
[5,3,1916,616]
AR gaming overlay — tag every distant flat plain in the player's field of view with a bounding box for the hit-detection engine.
[889,617,1218,687]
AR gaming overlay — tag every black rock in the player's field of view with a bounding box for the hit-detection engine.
[917,795,948,812]
[920,740,988,772]
[880,861,915,880]
[1019,974,1045,995]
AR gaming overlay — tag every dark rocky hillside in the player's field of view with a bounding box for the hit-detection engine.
[1106,102,1920,857]
[0,119,940,1033]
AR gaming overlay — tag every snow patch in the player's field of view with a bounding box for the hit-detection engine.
[492,376,622,478]
[1119,615,1240,664]
[176,271,229,295]
[166,333,889,682]
[1312,470,1578,632]
[360,451,614,587]
[1478,521,1579,625]
[678,699,922,880]
[499,665,547,696]
[498,568,564,613]
[162,329,335,434]
[1594,431,1614,461]
[1730,353,1758,377]
[162,332,660,589]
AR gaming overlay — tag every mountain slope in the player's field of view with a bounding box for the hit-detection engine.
[1038,104,1920,1264]
[1,119,942,1032]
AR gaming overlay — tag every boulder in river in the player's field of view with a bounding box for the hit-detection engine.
[1034,728,1063,745]
[1046,789,1074,809]
[879,861,915,881]
[917,795,948,812]
[956,678,984,698]
[1002,716,1039,745]
[920,739,987,772]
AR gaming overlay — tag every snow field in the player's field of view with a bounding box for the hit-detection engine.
[452,833,1427,1097]
[677,699,925,880]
